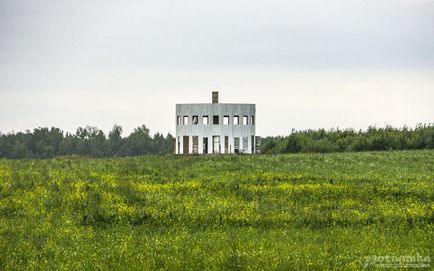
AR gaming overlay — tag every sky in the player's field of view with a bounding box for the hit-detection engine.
[0,0,433,137]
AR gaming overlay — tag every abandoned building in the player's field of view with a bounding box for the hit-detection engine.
[175,92,259,154]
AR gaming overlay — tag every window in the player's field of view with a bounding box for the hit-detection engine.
[251,116,255,125]
[183,116,188,125]
[192,115,198,125]
[234,115,239,125]
[213,115,219,125]
[203,115,209,125]
[176,116,181,125]
[223,115,229,125]
[243,116,248,125]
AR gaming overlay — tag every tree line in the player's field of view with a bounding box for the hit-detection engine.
[0,125,174,159]
[261,124,434,154]
[1,123,433,158]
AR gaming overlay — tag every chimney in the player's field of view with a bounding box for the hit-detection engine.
[212,91,219,103]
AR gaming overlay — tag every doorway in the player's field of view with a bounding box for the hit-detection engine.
[183,136,189,154]
[203,137,208,154]
[213,136,220,154]
[192,136,198,154]
[224,136,229,153]
[234,137,240,154]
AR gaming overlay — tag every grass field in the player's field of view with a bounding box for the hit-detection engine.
[0,150,433,270]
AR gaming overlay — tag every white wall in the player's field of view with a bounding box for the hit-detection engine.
[176,103,256,154]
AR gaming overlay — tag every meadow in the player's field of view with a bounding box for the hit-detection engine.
[0,150,433,270]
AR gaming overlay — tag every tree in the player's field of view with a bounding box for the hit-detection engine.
[108,125,123,156]
[285,135,301,153]
[121,125,153,156]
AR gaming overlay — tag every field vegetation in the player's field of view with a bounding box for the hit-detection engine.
[0,150,433,270]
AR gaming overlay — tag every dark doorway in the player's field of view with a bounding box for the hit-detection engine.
[225,136,229,153]
[203,137,208,154]
[183,136,189,154]
[177,137,180,154]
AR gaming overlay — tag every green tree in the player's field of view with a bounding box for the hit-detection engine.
[108,125,123,156]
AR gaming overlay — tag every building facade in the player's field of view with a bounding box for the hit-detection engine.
[175,92,257,154]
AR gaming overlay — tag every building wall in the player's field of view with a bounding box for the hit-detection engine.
[175,103,256,154]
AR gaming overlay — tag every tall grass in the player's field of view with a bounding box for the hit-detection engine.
[0,150,433,270]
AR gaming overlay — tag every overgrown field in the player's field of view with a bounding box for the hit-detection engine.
[0,151,433,270]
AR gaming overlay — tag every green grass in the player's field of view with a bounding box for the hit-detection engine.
[0,150,433,270]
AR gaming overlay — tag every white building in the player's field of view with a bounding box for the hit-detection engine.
[175,92,258,154]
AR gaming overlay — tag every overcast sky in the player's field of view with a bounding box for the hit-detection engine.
[0,0,433,136]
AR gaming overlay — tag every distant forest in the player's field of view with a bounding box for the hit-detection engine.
[0,124,433,159]
[262,124,434,154]
[0,125,174,159]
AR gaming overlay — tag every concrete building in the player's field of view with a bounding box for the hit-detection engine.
[175,92,258,154]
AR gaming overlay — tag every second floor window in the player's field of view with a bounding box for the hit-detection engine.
[192,115,198,125]
[223,116,229,125]
[243,116,248,125]
[234,116,239,125]
[176,116,180,125]
[183,116,188,125]
[213,115,219,125]
[203,115,209,125]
